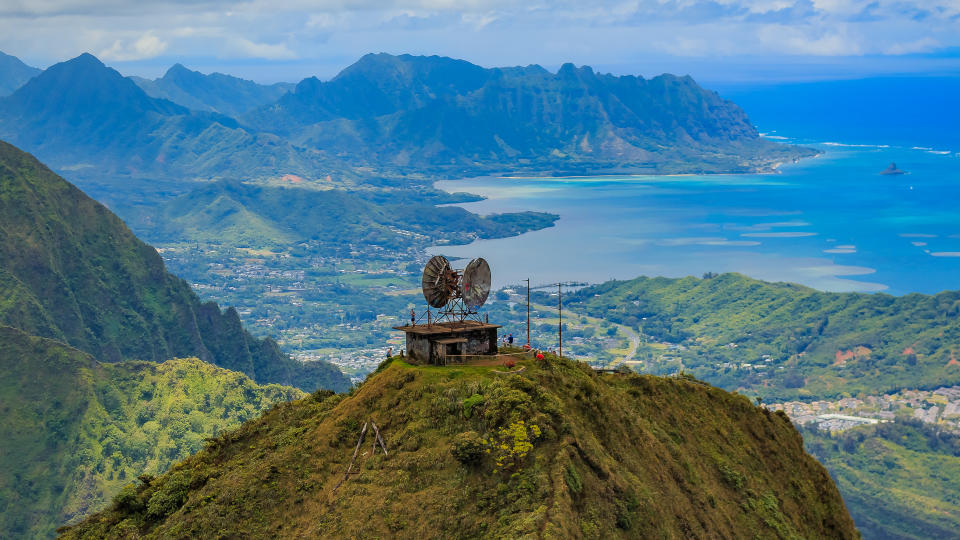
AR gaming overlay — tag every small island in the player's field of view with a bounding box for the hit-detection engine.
[880,162,907,175]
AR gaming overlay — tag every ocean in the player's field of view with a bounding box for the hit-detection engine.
[429,145,960,296]
[428,77,960,295]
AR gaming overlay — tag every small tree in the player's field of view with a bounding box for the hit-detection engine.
[483,420,541,472]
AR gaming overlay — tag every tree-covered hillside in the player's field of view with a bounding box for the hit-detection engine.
[0,139,348,392]
[564,273,960,401]
[802,420,960,540]
[0,326,303,539]
[63,355,858,539]
[144,180,557,248]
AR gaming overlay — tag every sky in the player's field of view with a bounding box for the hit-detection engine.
[1,0,959,84]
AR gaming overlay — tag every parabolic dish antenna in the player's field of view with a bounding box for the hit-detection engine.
[462,257,491,308]
[421,255,456,308]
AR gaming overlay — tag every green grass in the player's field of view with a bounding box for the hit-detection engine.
[63,355,858,539]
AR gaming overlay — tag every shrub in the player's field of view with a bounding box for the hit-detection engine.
[504,359,516,369]
[462,394,485,419]
[451,431,485,465]
[111,483,145,513]
[146,470,194,520]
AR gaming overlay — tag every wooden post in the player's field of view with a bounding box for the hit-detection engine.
[370,420,388,455]
[333,422,368,493]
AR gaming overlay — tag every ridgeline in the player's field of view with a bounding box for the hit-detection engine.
[0,139,348,393]
[63,355,858,539]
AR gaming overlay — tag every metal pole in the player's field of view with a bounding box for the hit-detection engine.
[558,283,562,359]
[525,278,531,347]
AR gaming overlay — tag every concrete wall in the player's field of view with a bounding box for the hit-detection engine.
[404,327,498,364]
[406,334,433,364]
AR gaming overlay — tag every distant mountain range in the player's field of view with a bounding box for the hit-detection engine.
[0,51,40,96]
[0,53,321,180]
[246,53,809,174]
[0,50,811,182]
[0,138,348,392]
[130,63,294,118]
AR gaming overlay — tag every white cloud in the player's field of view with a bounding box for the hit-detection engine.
[1,0,959,81]
[98,32,168,61]
[885,37,940,55]
[229,38,297,60]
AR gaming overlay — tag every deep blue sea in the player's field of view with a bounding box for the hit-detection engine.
[428,78,960,295]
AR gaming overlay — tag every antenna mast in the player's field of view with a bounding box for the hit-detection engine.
[558,282,562,359]
[525,278,530,347]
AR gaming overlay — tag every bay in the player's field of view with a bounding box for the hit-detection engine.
[428,143,960,295]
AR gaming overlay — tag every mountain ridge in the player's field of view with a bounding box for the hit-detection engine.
[0,138,348,392]
[0,52,811,183]
[62,355,859,538]
[0,50,41,96]
[0,54,317,180]
[245,52,810,175]
[131,63,294,117]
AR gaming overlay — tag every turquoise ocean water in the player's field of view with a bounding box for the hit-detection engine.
[429,142,960,295]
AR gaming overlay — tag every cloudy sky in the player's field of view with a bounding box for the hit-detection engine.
[1,0,958,84]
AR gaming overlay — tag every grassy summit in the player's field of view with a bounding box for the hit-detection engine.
[64,355,858,539]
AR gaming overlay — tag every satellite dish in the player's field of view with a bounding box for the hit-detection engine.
[462,257,491,308]
[422,255,455,308]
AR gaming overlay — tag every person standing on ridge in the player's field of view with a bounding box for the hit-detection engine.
[507,333,514,345]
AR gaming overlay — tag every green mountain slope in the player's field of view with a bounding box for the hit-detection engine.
[63,356,858,539]
[0,139,348,392]
[0,325,304,539]
[131,64,293,117]
[802,421,960,540]
[0,50,41,96]
[565,273,960,400]
[146,180,558,248]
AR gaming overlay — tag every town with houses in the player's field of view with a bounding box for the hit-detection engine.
[768,385,960,433]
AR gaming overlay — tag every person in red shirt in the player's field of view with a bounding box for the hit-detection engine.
[535,350,544,361]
